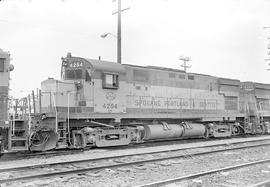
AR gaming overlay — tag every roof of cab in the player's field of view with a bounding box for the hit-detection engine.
[85,58,126,74]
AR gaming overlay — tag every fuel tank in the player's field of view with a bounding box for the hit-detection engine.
[143,122,184,140]
[182,122,206,137]
[143,122,206,140]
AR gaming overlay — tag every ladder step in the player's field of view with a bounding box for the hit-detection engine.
[10,147,28,151]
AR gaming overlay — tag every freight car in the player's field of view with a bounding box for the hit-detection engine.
[4,52,270,152]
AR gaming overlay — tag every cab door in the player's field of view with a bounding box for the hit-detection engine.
[83,68,94,110]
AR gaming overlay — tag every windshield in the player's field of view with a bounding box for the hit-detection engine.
[65,69,83,80]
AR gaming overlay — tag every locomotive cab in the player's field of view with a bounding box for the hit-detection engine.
[41,53,127,119]
[41,53,94,114]
[60,52,127,115]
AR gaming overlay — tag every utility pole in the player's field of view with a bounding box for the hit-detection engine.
[266,38,270,71]
[113,0,130,64]
[179,56,191,72]
[264,26,270,70]
[266,37,270,62]
[117,0,121,64]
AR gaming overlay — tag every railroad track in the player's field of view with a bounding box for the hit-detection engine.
[135,159,270,187]
[1,139,270,184]
[1,138,270,173]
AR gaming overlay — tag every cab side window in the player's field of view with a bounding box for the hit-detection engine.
[0,58,5,72]
[103,73,119,89]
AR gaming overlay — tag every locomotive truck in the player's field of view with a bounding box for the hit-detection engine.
[1,51,270,152]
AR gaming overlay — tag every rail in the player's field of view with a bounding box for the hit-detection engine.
[248,180,270,187]
[135,159,270,187]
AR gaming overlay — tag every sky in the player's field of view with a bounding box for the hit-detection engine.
[0,0,270,98]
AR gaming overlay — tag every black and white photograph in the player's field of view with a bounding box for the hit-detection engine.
[0,0,270,186]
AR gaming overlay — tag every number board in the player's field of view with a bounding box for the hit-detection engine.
[241,84,254,91]
[68,61,84,68]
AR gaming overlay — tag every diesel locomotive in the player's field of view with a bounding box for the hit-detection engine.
[1,51,270,152]
[0,49,13,152]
